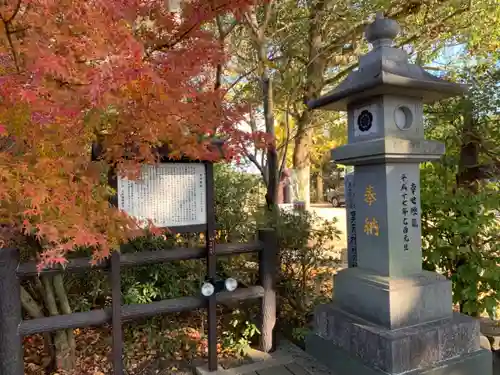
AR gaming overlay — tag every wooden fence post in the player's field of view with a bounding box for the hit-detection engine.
[205,162,218,372]
[110,251,123,375]
[258,229,278,353]
[0,248,23,375]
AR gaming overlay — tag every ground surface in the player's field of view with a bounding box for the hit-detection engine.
[195,339,335,375]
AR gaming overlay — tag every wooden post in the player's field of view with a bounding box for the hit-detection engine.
[258,229,278,352]
[110,251,123,375]
[205,162,218,371]
[0,248,23,375]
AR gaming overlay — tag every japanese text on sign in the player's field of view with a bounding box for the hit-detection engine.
[118,163,207,228]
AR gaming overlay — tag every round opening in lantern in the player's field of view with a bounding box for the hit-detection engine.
[394,106,413,131]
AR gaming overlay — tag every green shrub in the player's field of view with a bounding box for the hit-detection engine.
[255,207,341,338]
[421,163,500,317]
[214,163,264,243]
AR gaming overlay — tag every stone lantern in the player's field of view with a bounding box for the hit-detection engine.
[305,13,492,375]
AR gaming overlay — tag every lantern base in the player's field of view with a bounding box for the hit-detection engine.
[306,303,491,375]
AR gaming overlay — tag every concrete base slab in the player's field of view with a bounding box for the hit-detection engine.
[306,333,493,375]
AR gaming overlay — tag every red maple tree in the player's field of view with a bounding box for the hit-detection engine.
[0,0,264,269]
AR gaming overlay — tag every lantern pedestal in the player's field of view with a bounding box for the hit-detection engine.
[307,326,491,375]
[306,268,492,374]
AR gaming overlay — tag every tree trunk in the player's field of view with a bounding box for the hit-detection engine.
[41,275,75,370]
[20,285,55,372]
[263,76,278,209]
[292,0,327,208]
[316,172,324,203]
[19,237,76,371]
[293,113,312,207]
[53,275,77,360]
[294,163,311,206]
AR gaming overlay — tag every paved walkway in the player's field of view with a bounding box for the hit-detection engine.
[196,340,335,375]
[242,363,310,375]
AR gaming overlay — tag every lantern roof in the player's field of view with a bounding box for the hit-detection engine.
[308,12,467,111]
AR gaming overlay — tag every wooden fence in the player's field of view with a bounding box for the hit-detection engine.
[0,228,278,375]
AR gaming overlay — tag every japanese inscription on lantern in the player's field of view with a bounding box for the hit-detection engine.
[400,173,410,251]
[118,163,207,228]
[364,218,380,236]
[345,173,357,266]
[410,181,419,227]
[363,184,379,236]
[364,185,376,206]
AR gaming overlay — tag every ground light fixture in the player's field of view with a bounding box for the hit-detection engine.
[200,277,239,297]
[224,277,238,292]
[201,281,215,297]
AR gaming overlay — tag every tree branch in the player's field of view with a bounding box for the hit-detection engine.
[0,18,20,72]
[323,63,357,87]
[242,11,259,39]
[4,0,22,23]
[223,66,259,97]
[150,1,234,56]
[322,5,470,88]
[221,18,238,39]
[260,0,275,39]
[244,148,267,185]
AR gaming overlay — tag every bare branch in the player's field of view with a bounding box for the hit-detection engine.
[260,0,275,38]
[5,0,22,23]
[242,11,259,38]
[322,5,470,88]
[244,149,267,184]
[0,21,20,73]
[223,67,259,97]
[221,18,238,39]
[323,63,357,87]
[149,1,233,56]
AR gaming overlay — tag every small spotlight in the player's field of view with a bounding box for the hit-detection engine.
[224,278,238,292]
[201,282,215,297]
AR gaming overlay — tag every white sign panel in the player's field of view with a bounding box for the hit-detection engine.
[117,163,207,228]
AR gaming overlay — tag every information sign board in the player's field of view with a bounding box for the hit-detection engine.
[117,163,207,228]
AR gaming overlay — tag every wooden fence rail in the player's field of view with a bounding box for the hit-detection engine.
[0,228,278,375]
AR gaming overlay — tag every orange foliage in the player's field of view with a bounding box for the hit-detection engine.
[0,0,264,269]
